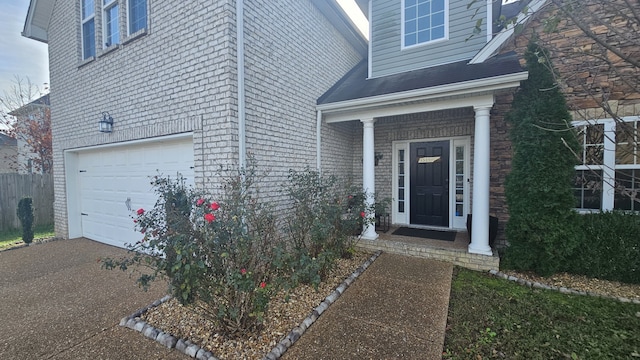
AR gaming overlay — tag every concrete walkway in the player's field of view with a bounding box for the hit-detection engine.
[1,239,453,359]
[0,238,188,360]
[283,252,453,359]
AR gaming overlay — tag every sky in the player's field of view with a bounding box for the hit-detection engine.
[0,0,50,99]
[0,0,367,103]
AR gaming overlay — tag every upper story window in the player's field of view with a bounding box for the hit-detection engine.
[128,0,147,35]
[81,0,96,59]
[573,118,639,212]
[402,0,448,48]
[103,0,120,48]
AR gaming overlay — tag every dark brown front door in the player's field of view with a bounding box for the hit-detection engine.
[410,141,449,226]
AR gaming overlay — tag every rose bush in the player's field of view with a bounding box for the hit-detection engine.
[102,165,371,335]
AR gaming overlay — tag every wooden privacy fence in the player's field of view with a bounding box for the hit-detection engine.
[0,173,54,231]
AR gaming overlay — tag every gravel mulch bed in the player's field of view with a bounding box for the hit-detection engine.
[141,251,372,359]
[502,270,640,301]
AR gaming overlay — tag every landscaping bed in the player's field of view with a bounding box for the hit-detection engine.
[141,252,371,359]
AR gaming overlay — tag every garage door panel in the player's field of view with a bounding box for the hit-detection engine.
[76,138,193,247]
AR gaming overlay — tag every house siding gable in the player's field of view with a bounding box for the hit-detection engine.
[371,0,488,78]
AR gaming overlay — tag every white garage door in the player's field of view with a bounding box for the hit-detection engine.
[76,137,194,248]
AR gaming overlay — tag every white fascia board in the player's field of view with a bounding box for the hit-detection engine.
[470,0,549,64]
[324,94,496,123]
[317,71,528,120]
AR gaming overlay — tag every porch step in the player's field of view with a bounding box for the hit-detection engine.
[356,237,500,271]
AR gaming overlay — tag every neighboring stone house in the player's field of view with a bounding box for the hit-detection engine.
[0,133,18,174]
[22,0,638,261]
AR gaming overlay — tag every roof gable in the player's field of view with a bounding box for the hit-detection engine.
[23,0,54,43]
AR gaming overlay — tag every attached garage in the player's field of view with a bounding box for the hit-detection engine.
[65,135,194,248]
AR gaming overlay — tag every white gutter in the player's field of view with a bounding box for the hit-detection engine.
[316,110,322,171]
[237,0,246,169]
[317,71,528,113]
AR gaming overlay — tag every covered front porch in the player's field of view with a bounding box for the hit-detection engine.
[315,53,528,260]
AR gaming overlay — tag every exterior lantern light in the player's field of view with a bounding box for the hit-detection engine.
[99,112,114,133]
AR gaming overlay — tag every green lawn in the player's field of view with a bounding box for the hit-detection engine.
[0,224,55,249]
[444,268,640,360]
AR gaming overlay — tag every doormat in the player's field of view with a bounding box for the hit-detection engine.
[391,227,456,242]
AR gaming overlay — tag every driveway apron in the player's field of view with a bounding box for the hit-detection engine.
[0,238,188,360]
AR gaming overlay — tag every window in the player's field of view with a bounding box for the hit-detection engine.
[81,0,95,59]
[397,149,406,213]
[403,0,447,48]
[128,0,147,35]
[573,118,640,211]
[103,0,120,48]
[454,145,465,217]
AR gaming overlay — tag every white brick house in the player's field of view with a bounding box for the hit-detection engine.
[30,0,633,265]
[23,0,365,247]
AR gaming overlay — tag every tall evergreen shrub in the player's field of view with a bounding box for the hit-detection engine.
[503,42,581,276]
[17,197,34,244]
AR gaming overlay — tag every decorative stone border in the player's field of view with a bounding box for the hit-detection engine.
[119,250,383,360]
[262,250,382,360]
[489,269,640,304]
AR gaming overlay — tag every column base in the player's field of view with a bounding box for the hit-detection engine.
[361,226,379,241]
[468,244,493,256]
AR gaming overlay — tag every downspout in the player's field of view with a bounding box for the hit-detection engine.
[237,0,246,170]
[316,110,322,171]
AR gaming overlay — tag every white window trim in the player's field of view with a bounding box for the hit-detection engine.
[102,0,119,49]
[401,0,450,50]
[126,0,147,36]
[81,0,95,60]
[573,116,640,212]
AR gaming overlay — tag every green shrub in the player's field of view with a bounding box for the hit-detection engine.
[280,168,369,288]
[568,211,640,284]
[102,167,276,336]
[101,165,370,335]
[17,197,34,244]
[503,42,581,276]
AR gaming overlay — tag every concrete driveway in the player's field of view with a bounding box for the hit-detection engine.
[0,238,188,359]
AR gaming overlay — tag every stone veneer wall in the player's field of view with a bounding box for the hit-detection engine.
[489,1,640,247]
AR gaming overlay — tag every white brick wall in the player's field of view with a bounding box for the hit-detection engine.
[242,0,362,200]
[47,0,362,238]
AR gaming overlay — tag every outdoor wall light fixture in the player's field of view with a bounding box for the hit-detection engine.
[375,152,383,166]
[99,111,114,133]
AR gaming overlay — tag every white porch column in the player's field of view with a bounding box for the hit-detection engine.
[361,118,378,240]
[469,106,493,255]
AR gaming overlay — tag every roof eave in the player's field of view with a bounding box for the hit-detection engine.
[22,0,54,43]
[317,71,529,114]
[312,0,368,57]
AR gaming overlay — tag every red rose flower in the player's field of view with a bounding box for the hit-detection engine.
[260,282,266,289]
[204,213,216,223]
[210,202,220,211]
[136,208,145,215]
[196,198,205,206]
[241,268,247,275]
[360,211,366,218]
